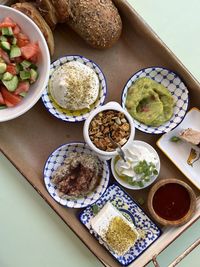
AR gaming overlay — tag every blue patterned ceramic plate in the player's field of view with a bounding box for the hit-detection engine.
[79,184,162,266]
[41,55,107,122]
[121,67,189,134]
[43,142,110,208]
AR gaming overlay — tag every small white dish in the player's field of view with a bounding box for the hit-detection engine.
[42,55,107,122]
[111,140,160,190]
[157,107,200,189]
[0,5,50,122]
[83,101,135,160]
[43,142,110,208]
[121,67,189,134]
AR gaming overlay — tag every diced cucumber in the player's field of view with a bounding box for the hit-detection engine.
[20,60,32,69]
[0,62,7,74]
[16,64,21,74]
[2,72,13,81]
[30,68,38,83]
[0,36,7,42]
[2,27,13,36]
[10,45,21,58]
[0,105,6,110]
[19,92,27,97]
[20,70,31,80]
[12,37,17,45]
[2,75,19,92]
[1,41,11,51]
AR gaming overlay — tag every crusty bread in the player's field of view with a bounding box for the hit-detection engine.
[36,0,58,29]
[12,2,55,56]
[66,0,122,49]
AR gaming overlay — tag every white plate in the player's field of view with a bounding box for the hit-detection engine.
[121,67,189,134]
[43,142,110,208]
[157,108,200,189]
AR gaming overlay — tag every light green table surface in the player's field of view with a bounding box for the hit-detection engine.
[1,1,200,267]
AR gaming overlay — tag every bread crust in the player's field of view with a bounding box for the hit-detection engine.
[67,0,122,49]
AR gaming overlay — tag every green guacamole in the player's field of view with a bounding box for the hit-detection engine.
[125,77,174,126]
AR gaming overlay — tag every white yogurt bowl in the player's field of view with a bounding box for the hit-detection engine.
[83,101,135,160]
[111,140,160,190]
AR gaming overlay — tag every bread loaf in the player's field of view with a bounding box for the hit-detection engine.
[66,0,122,49]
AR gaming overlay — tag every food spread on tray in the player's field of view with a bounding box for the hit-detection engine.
[125,77,174,126]
[113,141,159,188]
[91,202,139,256]
[49,61,99,110]
[89,110,130,151]
[1,1,199,266]
[51,152,102,198]
[0,16,39,108]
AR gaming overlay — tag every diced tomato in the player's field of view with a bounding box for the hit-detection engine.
[13,25,21,35]
[0,91,5,105]
[1,87,22,106]
[17,32,30,47]
[6,64,17,75]
[141,106,150,112]
[0,17,16,28]
[14,81,30,95]
[29,54,38,63]
[21,42,39,60]
[12,56,23,63]
[0,48,10,64]
[4,99,14,107]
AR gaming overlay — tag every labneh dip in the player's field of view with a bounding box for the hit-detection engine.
[49,61,99,110]
[51,152,102,198]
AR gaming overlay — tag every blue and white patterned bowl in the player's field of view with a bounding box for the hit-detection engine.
[121,67,189,134]
[41,55,107,122]
[79,184,162,266]
[43,142,110,208]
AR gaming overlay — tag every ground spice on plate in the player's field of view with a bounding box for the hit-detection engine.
[104,216,138,255]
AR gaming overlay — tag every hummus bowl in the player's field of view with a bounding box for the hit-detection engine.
[43,142,110,208]
[121,67,189,134]
[42,55,107,122]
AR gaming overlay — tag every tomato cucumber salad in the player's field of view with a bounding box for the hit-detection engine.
[0,17,40,108]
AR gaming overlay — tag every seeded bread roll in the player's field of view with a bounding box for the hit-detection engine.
[12,2,55,56]
[66,0,122,49]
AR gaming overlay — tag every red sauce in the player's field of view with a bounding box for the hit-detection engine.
[152,183,191,221]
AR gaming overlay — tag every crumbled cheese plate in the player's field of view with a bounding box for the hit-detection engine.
[91,202,139,256]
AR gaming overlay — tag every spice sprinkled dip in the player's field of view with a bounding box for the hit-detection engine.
[49,61,99,110]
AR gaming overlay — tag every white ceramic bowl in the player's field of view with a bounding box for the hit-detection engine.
[83,101,135,160]
[0,5,50,122]
[111,140,160,190]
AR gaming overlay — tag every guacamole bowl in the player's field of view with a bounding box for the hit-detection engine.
[121,67,189,134]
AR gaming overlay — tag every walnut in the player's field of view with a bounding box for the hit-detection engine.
[89,110,130,151]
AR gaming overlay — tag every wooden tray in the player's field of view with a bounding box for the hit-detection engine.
[0,1,200,266]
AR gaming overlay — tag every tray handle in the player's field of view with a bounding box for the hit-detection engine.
[151,238,200,267]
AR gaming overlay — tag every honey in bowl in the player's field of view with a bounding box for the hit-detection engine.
[152,183,191,221]
[148,179,196,226]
